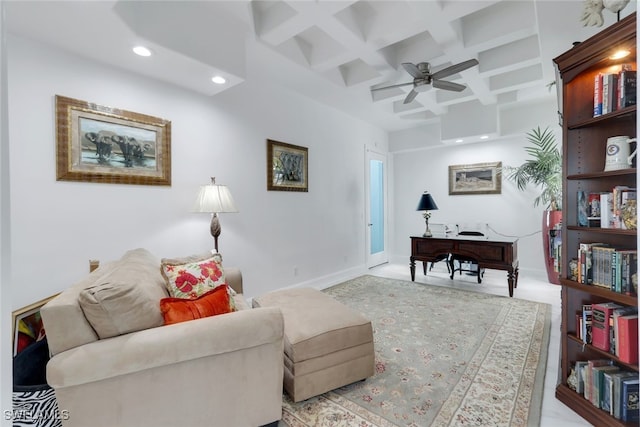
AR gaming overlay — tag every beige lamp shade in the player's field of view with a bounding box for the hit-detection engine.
[193,177,238,252]
[192,181,238,213]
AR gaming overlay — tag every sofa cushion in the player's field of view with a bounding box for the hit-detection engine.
[160,284,234,325]
[78,249,168,339]
[161,252,227,299]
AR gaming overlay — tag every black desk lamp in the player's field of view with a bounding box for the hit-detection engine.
[416,191,438,237]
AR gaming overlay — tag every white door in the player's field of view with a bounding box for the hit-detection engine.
[366,149,388,268]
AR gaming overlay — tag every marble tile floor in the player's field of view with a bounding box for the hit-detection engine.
[367,261,592,427]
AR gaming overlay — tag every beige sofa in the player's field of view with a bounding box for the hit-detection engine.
[41,248,284,427]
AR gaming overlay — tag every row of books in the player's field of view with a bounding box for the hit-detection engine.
[593,64,636,117]
[549,229,562,274]
[577,303,638,363]
[572,359,638,422]
[577,187,637,230]
[573,243,637,295]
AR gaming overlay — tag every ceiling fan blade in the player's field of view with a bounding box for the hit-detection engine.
[402,63,424,78]
[432,79,467,92]
[403,89,419,104]
[371,81,415,91]
[431,58,479,80]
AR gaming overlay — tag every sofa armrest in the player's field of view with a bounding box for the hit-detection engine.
[225,267,243,294]
[47,307,283,388]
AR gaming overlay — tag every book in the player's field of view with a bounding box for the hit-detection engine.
[612,185,630,228]
[620,189,637,230]
[601,192,614,228]
[619,69,637,109]
[593,365,620,408]
[612,371,638,419]
[594,72,603,116]
[582,304,593,344]
[601,366,622,410]
[592,302,623,352]
[618,314,639,364]
[603,73,619,114]
[577,190,588,226]
[575,360,589,395]
[623,250,638,296]
[622,377,640,422]
[611,306,637,356]
[587,192,602,227]
[585,359,613,404]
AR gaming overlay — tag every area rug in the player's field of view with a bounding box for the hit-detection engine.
[279,275,550,427]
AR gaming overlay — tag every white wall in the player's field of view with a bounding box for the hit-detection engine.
[1,3,13,424]
[7,34,387,308]
[390,100,561,277]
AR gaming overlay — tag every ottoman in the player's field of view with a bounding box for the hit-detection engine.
[253,287,374,402]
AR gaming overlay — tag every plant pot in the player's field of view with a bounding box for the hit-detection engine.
[542,210,562,285]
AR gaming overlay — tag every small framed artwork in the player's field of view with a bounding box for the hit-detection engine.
[449,161,502,195]
[12,294,59,357]
[56,95,172,186]
[267,139,308,192]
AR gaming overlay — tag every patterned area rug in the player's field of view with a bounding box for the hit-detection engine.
[279,275,550,427]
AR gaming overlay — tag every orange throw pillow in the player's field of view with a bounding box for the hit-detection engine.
[160,284,234,326]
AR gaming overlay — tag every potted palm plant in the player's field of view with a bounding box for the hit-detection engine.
[506,126,562,284]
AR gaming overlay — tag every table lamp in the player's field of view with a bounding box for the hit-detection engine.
[416,191,438,237]
[193,177,238,252]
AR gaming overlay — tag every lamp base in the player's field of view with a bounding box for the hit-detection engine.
[210,213,221,253]
[423,218,432,237]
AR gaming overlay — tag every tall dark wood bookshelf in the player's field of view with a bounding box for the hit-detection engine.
[553,13,638,427]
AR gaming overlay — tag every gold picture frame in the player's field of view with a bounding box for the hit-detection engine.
[449,161,502,195]
[12,294,59,356]
[56,95,172,186]
[267,139,308,192]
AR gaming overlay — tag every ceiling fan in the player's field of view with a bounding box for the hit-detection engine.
[372,58,479,104]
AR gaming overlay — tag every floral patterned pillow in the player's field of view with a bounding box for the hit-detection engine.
[161,252,227,300]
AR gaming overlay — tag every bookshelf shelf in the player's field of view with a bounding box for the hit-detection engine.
[566,226,637,236]
[556,383,637,427]
[567,169,636,180]
[567,105,637,130]
[560,279,638,306]
[554,13,638,426]
[567,334,640,371]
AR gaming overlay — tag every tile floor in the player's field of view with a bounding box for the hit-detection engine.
[368,261,592,427]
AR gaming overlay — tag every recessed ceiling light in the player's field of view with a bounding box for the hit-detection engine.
[455,139,463,143]
[133,46,152,57]
[211,76,226,84]
[610,49,630,60]
[480,135,489,140]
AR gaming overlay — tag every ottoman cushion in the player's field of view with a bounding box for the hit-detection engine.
[254,288,372,362]
[253,287,374,401]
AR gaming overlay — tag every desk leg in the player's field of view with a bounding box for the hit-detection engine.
[514,268,519,289]
[422,261,427,276]
[410,258,416,281]
[507,269,517,297]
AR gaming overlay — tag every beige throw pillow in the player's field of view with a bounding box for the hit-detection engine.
[78,248,168,339]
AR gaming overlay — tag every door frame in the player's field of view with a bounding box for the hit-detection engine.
[365,147,388,268]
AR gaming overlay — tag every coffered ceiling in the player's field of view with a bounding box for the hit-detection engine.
[5,1,637,140]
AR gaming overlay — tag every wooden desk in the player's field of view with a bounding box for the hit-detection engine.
[410,235,519,297]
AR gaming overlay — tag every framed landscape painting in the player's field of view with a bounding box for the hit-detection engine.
[449,161,502,195]
[267,139,308,192]
[56,95,172,186]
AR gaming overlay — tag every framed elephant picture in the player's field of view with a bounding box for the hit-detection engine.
[55,95,172,186]
[266,139,308,192]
